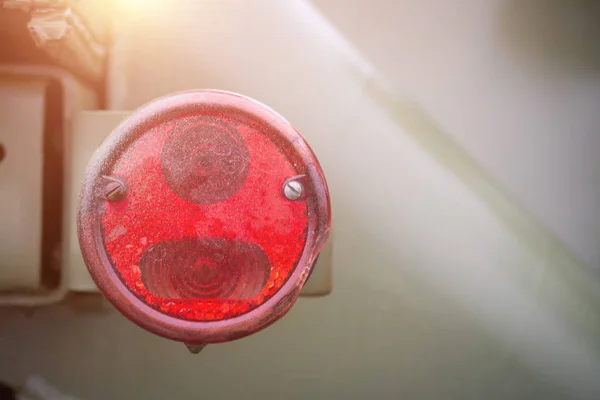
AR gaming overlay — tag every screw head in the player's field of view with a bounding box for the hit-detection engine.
[103,176,126,202]
[283,180,303,200]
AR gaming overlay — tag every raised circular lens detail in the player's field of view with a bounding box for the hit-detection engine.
[162,117,249,204]
[139,238,270,300]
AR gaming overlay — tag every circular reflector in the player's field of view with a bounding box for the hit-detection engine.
[77,90,330,344]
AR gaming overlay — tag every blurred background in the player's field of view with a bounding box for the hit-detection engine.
[0,0,599,399]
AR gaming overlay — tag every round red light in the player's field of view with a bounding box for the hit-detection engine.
[77,90,330,344]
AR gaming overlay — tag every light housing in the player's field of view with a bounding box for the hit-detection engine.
[77,90,331,346]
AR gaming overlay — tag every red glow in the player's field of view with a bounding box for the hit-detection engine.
[100,113,308,321]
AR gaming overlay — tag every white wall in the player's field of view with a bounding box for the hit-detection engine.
[313,0,600,271]
[1,1,599,399]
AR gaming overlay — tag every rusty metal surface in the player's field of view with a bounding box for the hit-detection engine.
[3,0,107,84]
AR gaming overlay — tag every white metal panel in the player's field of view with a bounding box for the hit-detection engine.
[65,111,126,292]
[0,79,46,290]
[0,66,97,303]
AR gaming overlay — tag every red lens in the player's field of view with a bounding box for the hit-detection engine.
[78,90,330,344]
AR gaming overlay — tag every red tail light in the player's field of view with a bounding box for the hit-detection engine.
[77,90,331,346]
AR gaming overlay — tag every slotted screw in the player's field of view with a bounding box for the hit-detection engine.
[283,180,303,200]
[103,176,126,202]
